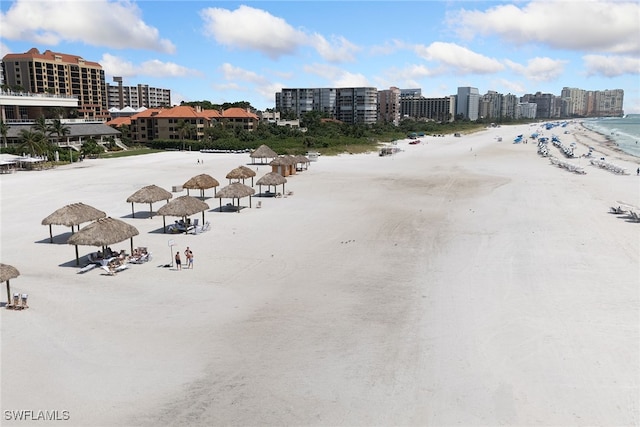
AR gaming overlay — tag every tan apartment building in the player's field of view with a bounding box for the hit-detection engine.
[122,105,259,144]
[1,48,108,120]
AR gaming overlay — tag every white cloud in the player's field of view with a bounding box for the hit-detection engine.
[219,63,270,86]
[370,39,409,56]
[415,42,504,74]
[200,5,303,59]
[100,54,201,79]
[308,34,360,62]
[505,57,567,82]
[302,63,370,87]
[0,0,175,53]
[449,0,640,54]
[0,42,11,58]
[200,5,358,63]
[582,55,640,77]
[377,64,434,88]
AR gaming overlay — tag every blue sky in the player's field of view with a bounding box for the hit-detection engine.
[1,1,639,113]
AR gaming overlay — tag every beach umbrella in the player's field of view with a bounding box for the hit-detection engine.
[215,182,255,212]
[126,185,173,218]
[67,217,139,266]
[255,171,287,195]
[183,174,220,198]
[249,144,278,164]
[226,165,256,185]
[293,154,310,171]
[0,263,20,306]
[157,195,209,233]
[41,202,106,243]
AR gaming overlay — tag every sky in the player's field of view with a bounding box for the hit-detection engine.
[1,0,639,113]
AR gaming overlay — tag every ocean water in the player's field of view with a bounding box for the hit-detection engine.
[581,114,640,158]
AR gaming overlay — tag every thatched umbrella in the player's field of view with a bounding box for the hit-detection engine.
[226,166,256,185]
[183,174,220,198]
[215,182,256,212]
[0,263,20,306]
[250,144,278,164]
[67,217,140,266]
[256,172,287,195]
[157,195,210,233]
[126,185,173,218]
[42,202,106,243]
[239,165,256,186]
[294,154,310,171]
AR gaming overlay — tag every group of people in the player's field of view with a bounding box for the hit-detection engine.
[175,246,194,270]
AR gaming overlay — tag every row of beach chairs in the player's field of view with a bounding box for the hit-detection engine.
[590,159,627,175]
[549,157,586,174]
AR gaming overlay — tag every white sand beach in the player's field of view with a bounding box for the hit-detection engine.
[1,122,639,426]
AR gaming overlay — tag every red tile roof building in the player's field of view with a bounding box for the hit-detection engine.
[114,105,258,143]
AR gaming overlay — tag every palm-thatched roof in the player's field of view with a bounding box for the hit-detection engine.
[214,182,256,212]
[0,263,20,282]
[41,202,107,243]
[269,156,295,166]
[183,174,220,190]
[126,185,173,218]
[126,185,173,204]
[256,172,287,186]
[215,182,256,199]
[250,144,278,159]
[238,165,257,177]
[1,263,20,306]
[42,202,106,227]
[67,217,140,247]
[226,166,254,180]
[157,195,210,217]
[294,154,310,165]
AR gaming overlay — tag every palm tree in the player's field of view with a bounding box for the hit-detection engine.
[33,116,49,135]
[49,119,71,146]
[176,119,189,150]
[19,129,46,157]
[0,120,9,148]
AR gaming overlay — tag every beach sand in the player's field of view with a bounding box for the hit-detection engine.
[1,122,638,426]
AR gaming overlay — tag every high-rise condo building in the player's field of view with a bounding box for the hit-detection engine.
[1,48,108,120]
[456,87,479,120]
[106,77,172,109]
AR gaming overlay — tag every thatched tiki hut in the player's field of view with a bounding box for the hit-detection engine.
[42,202,106,243]
[249,144,278,165]
[126,185,173,218]
[294,154,310,171]
[215,182,255,212]
[183,174,220,198]
[226,166,256,186]
[157,195,209,233]
[1,263,20,306]
[256,172,287,196]
[67,217,140,266]
[270,156,296,177]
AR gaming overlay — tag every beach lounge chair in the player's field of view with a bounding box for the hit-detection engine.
[20,294,28,309]
[77,263,97,274]
[101,263,129,275]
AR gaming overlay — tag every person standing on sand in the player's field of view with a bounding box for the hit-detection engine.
[185,247,193,269]
[175,252,182,270]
